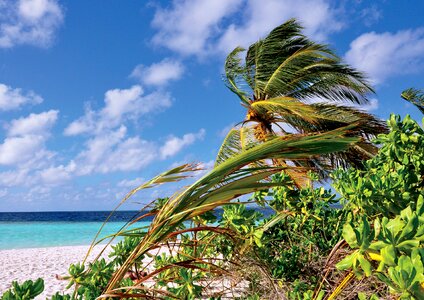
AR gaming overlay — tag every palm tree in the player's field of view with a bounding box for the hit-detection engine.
[218,19,387,182]
[100,126,361,297]
[401,88,424,114]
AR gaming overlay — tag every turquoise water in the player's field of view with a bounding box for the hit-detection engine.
[0,221,150,250]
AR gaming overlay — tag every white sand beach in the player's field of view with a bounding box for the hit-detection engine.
[0,245,113,299]
[0,244,246,299]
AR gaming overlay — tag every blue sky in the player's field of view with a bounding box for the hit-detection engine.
[0,0,423,211]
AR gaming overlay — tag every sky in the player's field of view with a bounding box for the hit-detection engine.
[0,0,423,212]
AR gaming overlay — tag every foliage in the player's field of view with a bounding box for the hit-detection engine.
[252,173,345,294]
[64,258,115,299]
[50,293,71,300]
[333,114,424,217]
[219,19,386,184]
[98,124,358,298]
[401,88,424,114]
[109,234,144,267]
[4,21,424,300]
[336,199,424,299]
[329,113,424,299]
[0,279,44,300]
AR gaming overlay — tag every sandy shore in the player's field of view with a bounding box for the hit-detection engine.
[0,244,246,299]
[0,245,113,299]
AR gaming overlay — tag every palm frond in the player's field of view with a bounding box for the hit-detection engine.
[401,88,424,114]
[224,47,250,104]
[103,125,361,294]
[241,19,373,103]
[250,96,318,123]
[215,126,258,166]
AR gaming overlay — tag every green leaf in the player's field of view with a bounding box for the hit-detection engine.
[343,224,358,248]
[336,252,358,270]
[381,245,397,266]
[358,254,373,276]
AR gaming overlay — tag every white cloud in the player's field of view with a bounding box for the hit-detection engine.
[0,83,43,111]
[0,110,58,166]
[0,0,63,48]
[131,59,184,86]
[38,161,76,184]
[345,28,424,84]
[151,0,243,56]
[160,129,205,159]
[360,6,382,27]
[218,0,343,53]
[151,0,342,57]
[360,98,379,112]
[8,110,58,136]
[64,85,172,136]
[62,85,202,178]
[0,169,31,187]
[0,135,45,165]
[73,126,157,175]
[96,136,157,173]
[118,177,145,188]
[74,127,204,175]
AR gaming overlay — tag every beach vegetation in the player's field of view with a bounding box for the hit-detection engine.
[0,279,44,300]
[1,20,424,300]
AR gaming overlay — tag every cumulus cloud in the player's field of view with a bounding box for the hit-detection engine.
[60,84,203,178]
[7,110,58,136]
[0,135,45,165]
[64,85,172,136]
[218,0,343,53]
[151,0,242,56]
[38,160,76,184]
[73,126,205,176]
[345,28,424,84]
[151,0,342,57]
[0,110,58,166]
[94,136,157,174]
[69,125,157,176]
[0,83,43,111]
[0,0,64,48]
[160,129,205,159]
[130,59,184,86]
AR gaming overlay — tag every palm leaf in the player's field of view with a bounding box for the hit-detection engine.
[401,88,424,114]
[224,47,250,104]
[250,96,318,123]
[243,19,373,103]
[215,126,258,166]
[103,125,361,294]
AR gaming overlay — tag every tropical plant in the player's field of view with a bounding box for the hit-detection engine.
[254,173,346,283]
[332,114,424,217]
[93,125,360,298]
[336,198,424,299]
[325,112,424,299]
[401,88,424,114]
[0,279,44,300]
[218,19,386,183]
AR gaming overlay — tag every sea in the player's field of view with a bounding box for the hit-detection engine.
[0,208,275,250]
[0,211,152,250]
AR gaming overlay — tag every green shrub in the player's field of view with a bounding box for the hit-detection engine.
[333,114,424,217]
[0,279,44,300]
